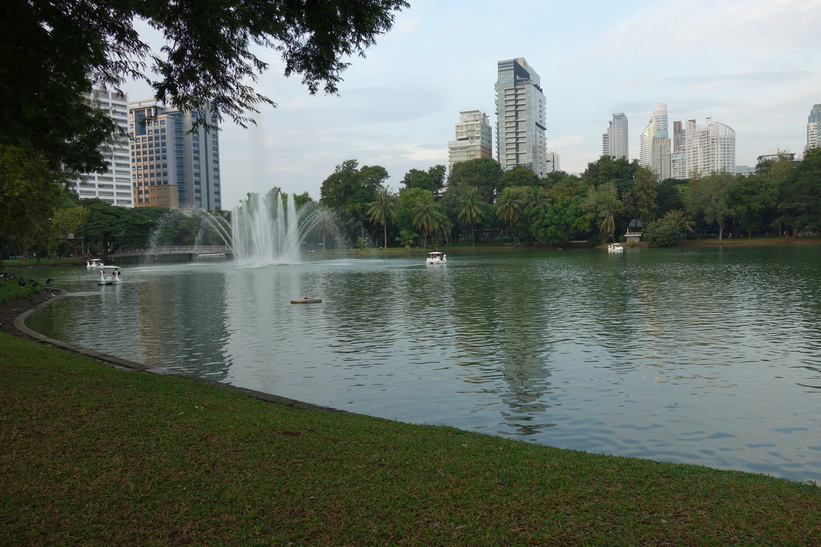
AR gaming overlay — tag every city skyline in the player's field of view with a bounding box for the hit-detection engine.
[121,0,821,208]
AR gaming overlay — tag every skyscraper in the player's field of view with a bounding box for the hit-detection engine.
[129,100,222,210]
[640,103,671,179]
[448,110,492,169]
[684,118,736,177]
[671,120,686,179]
[70,88,134,207]
[808,104,821,152]
[495,58,547,177]
[602,112,628,159]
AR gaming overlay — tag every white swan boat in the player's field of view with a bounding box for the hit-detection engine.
[96,266,123,285]
[608,244,624,253]
[426,251,447,265]
[86,258,105,268]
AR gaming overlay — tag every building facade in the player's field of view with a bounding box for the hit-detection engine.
[70,88,134,207]
[447,110,492,168]
[602,112,628,159]
[495,58,547,177]
[546,151,560,173]
[808,104,821,152]
[639,103,671,180]
[129,100,222,210]
[671,120,687,179]
[684,118,736,177]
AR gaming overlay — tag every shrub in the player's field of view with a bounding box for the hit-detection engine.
[643,221,682,247]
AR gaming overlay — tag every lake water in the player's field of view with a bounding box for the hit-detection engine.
[23,246,821,483]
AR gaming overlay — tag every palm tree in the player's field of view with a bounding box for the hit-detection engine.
[367,186,397,248]
[663,209,694,239]
[495,187,522,234]
[412,194,445,248]
[457,185,484,247]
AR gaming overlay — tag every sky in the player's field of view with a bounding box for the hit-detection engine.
[125,0,821,209]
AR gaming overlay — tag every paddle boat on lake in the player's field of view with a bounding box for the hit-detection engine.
[86,258,105,268]
[426,252,447,265]
[96,266,123,285]
[608,244,624,253]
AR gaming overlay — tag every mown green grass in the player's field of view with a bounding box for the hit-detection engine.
[1,333,818,545]
[0,280,43,306]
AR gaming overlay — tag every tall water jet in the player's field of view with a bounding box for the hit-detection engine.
[231,191,304,266]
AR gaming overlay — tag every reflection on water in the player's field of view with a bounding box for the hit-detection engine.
[26,246,821,483]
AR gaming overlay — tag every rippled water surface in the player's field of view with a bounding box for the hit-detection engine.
[26,246,821,482]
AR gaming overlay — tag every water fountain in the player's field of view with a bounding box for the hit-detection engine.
[147,191,341,267]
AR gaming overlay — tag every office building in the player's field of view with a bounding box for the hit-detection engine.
[808,104,821,151]
[495,58,548,177]
[129,100,221,209]
[448,110,492,168]
[602,112,628,159]
[70,88,134,207]
[684,118,736,177]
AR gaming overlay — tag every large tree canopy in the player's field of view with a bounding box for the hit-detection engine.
[0,0,408,171]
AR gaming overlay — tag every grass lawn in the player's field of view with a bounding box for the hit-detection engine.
[1,331,819,545]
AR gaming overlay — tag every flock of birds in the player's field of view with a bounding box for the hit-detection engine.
[1,272,54,288]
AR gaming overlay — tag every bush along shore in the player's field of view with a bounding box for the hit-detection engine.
[0,294,819,544]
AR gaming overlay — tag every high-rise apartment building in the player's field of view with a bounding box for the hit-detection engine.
[602,112,628,159]
[495,58,547,177]
[448,110,492,168]
[129,100,221,210]
[808,104,821,152]
[640,103,671,179]
[70,88,134,207]
[684,118,736,177]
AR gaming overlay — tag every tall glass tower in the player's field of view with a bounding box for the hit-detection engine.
[603,112,629,159]
[495,58,547,177]
[808,104,821,152]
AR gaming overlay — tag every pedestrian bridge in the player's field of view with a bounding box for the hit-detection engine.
[112,245,232,260]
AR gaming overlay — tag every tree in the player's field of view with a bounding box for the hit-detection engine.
[581,156,640,191]
[643,220,682,247]
[0,145,65,258]
[500,166,540,189]
[730,174,778,238]
[582,182,623,242]
[448,158,504,203]
[367,186,398,248]
[686,173,736,239]
[456,186,485,247]
[631,166,658,223]
[662,210,694,239]
[320,160,387,241]
[530,196,590,245]
[1,0,408,171]
[401,165,446,194]
[411,191,446,248]
[75,199,161,260]
[495,187,523,234]
[778,147,821,236]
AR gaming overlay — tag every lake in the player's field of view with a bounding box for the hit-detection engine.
[23,246,821,483]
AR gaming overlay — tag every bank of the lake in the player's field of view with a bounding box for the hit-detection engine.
[1,329,819,545]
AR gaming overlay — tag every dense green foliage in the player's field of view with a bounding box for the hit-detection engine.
[643,220,683,247]
[2,332,819,544]
[3,150,819,258]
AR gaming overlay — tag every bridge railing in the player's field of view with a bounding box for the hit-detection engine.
[113,245,232,256]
